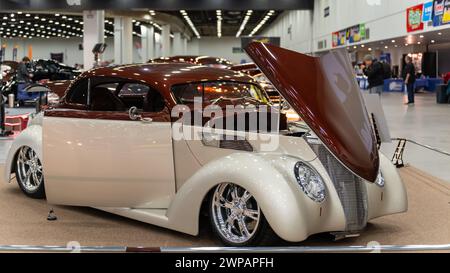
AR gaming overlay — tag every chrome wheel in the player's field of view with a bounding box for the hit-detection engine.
[211,183,261,244]
[16,146,43,192]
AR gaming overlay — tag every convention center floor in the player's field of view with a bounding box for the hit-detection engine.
[0,92,449,251]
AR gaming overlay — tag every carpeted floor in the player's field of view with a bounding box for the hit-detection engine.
[0,165,448,251]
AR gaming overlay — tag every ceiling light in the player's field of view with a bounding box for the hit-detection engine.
[384,46,388,49]
[249,10,275,36]
[236,10,252,37]
[368,48,372,51]
[417,41,421,44]
[391,40,395,43]
[179,10,200,39]
[431,40,435,43]
[419,35,424,38]
[438,32,442,35]
[216,10,222,37]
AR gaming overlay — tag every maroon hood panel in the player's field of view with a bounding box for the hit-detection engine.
[245,42,379,182]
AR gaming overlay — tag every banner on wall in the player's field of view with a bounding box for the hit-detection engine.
[443,0,450,24]
[349,24,366,43]
[432,0,447,26]
[407,4,424,32]
[331,24,366,47]
[423,1,434,21]
[12,47,17,61]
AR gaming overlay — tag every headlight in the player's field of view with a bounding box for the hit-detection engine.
[294,162,326,203]
[375,171,385,188]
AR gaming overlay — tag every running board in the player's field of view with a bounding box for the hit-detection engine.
[96,207,170,229]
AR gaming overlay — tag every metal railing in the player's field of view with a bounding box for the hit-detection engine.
[0,244,449,253]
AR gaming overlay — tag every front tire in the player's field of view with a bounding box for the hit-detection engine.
[15,146,45,199]
[209,183,275,246]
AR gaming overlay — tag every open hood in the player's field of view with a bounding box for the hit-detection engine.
[245,42,379,182]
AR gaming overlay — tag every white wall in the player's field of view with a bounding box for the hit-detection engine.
[312,0,436,52]
[262,0,450,54]
[261,9,314,53]
[187,37,249,64]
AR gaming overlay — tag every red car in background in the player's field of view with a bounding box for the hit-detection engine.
[150,55,233,69]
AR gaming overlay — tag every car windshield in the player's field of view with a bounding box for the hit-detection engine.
[171,81,269,105]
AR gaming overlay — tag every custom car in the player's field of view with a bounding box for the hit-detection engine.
[3,43,407,246]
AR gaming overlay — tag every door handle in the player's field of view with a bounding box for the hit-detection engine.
[141,117,153,124]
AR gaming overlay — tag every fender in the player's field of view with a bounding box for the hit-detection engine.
[367,153,408,220]
[3,125,42,183]
[165,152,346,242]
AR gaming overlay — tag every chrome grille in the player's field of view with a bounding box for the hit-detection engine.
[309,143,368,232]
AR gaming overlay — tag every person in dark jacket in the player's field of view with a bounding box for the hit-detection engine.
[17,57,32,83]
[402,56,416,105]
[363,55,384,96]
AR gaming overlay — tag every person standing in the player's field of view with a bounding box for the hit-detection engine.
[363,55,384,96]
[403,56,416,105]
[16,57,33,94]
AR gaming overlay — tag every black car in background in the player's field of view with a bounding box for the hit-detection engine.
[31,59,81,81]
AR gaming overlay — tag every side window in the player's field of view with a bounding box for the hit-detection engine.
[66,78,88,105]
[171,83,202,104]
[90,82,124,112]
[118,83,165,112]
[119,83,149,96]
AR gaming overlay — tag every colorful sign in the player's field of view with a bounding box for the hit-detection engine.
[331,24,366,47]
[349,24,365,43]
[443,0,450,24]
[423,1,434,21]
[432,0,450,26]
[407,4,424,32]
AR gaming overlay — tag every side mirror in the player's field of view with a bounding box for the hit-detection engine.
[128,106,142,121]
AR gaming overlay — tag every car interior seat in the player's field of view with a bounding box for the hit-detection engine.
[91,87,126,111]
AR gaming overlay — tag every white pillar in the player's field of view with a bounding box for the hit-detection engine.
[183,36,188,55]
[141,25,155,62]
[172,33,183,55]
[83,10,105,70]
[161,24,171,57]
[114,16,133,65]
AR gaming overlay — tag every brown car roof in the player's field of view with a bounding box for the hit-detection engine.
[70,63,257,107]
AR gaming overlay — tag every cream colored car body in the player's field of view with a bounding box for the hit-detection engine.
[3,112,407,242]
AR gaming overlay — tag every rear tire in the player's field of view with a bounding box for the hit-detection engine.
[209,183,276,246]
[15,146,45,199]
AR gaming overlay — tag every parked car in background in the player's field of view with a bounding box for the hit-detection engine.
[3,43,407,246]
[150,55,233,69]
[31,59,81,82]
[1,59,80,105]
